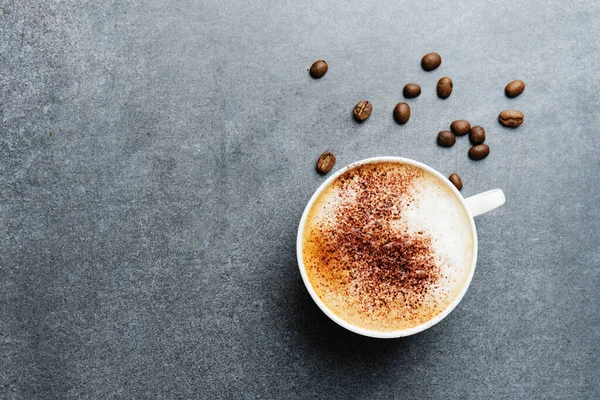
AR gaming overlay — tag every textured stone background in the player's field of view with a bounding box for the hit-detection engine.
[1,0,599,398]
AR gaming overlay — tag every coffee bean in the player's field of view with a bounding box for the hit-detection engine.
[309,60,328,79]
[450,120,471,136]
[498,110,524,127]
[393,102,410,124]
[449,173,463,191]
[403,84,421,98]
[505,80,525,98]
[316,152,336,174]
[468,144,490,160]
[469,125,486,145]
[437,130,456,147]
[437,77,453,99]
[421,52,441,71]
[353,101,372,122]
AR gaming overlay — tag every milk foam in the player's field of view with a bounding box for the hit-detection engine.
[302,162,475,332]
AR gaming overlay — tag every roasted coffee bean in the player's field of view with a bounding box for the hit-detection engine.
[421,52,442,71]
[505,80,525,98]
[403,83,422,98]
[468,144,490,160]
[437,77,453,99]
[437,130,456,147]
[316,152,336,174]
[451,120,471,136]
[309,60,328,79]
[353,101,372,122]
[469,125,486,144]
[393,102,411,124]
[449,173,463,191]
[499,110,524,127]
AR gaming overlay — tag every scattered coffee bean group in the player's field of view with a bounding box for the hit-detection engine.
[308,56,527,184]
[439,120,489,164]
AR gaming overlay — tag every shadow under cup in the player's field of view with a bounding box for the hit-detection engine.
[296,157,504,339]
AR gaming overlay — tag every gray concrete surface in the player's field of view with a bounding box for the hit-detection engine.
[1,0,599,398]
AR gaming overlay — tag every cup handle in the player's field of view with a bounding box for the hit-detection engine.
[464,189,506,217]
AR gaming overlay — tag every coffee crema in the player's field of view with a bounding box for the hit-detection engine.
[302,162,475,332]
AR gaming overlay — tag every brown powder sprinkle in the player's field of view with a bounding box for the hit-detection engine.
[309,163,441,318]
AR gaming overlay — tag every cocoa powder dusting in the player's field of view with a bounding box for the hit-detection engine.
[309,163,441,321]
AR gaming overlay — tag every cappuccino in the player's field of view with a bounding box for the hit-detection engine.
[301,162,474,332]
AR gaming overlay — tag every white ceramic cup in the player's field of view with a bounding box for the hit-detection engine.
[296,157,506,338]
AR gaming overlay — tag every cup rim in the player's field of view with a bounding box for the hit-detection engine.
[296,156,479,338]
